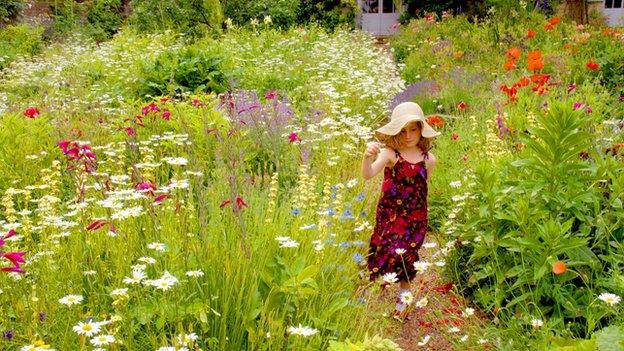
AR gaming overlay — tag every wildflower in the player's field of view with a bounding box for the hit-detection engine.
[573,102,583,111]
[162,110,171,121]
[279,239,299,248]
[552,261,567,275]
[463,307,475,317]
[417,335,430,346]
[395,248,406,255]
[586,60,600,70]
[23,107,40,118]
[531,319,543,328]
[527,51,544,71]
[263,15,272,25]
[346,178,358,188]
[448,326,460,333]
[352,253,364,265]
[265,90,278,100]
[416,297,428,308]
[457,101,467,110]
[460,335,469,342]
[147,242,166,252]
[138,256,156,264]
[413,261,431,273]
[4,330,14,340]
[506,47,521,60]
[58,294,84,306]
[122,270,146,284]
[287,324,318,337]
[423,242,437,249]
[73,321,102,337]
[451,132,459,140]
[163,157,188,166]
[288,132,299,143]
[185,270,204,277]
[400,291,414,305]
[426,115,445,127]
[224,17,233,28]
[382,272,399,284]
[449,181,462,188]
[527,29,536,38]
[177,332,198,346]
[598,292,621,306]
[250,18,259,27]
[85,219,107,231]
[110,288,128,297]
[90,334,115,346]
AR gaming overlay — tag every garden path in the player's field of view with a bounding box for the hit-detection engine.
[371,37,490,350]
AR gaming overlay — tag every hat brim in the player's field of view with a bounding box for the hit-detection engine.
[374,114,441,141]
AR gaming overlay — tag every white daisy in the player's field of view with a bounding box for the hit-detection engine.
[422,242,437,249]
[110,288,128,297]
[287,324,318,337]
[147,242,166,252]
[416,297,428,308]
[395,248,406,255]
[90,334,115,346]
[448,326,460,333]
[399,291,414,305]
[462,307,475,317]
[598,292,621,306]
[382,272,398,284]
[177,332,198,346]
[413,261,431,273]
[531,319,543,328]
[72,321,102,337]
[123,270,147,284]
[58,294,84,306]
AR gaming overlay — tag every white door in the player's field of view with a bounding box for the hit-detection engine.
[604,0,624,26]
[360,0,401,36]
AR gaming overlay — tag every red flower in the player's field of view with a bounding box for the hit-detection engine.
[552,261,567,275]
[288,132,299,143]
[451,132,459,140]
[141,102,160,115]
[154,194,169,203]
[431,282,454,293]
[527,29,537,39]
[586,60,600,70]
[23,107,40,118]
[86,219,108,231]
[549,16,561,25]
[457,101,467,110]
[504,60,517,71]
[235,196,248,210]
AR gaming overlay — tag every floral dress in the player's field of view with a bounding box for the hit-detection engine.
[367,150,428,282]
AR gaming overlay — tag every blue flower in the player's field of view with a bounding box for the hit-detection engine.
[360,211,368,217]
[291,208,301,216]
[326,208,335,216]
[339,241,350,248]
[341,209,355,220]
[355,192,365,202]
[352,253,363,264]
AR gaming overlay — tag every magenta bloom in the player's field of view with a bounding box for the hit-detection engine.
[162,110,171,121]
[2,251,25,267]
[288,132,299,143]
[0,229,16,247]
[125,127,136,137]
[265,90,278,100]
[141,102,160,115]
[136,181,157,192]
[86,220,108,231]
[573,101,583,110]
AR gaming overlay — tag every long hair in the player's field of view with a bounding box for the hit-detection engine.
[377,121,432,153]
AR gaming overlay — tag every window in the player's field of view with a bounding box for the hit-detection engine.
[363,0,379,13]
[615,0,622,8]
[605,0,612,8]
[383,0,395,13]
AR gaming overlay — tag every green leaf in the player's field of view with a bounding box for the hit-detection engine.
[595,326,624,351]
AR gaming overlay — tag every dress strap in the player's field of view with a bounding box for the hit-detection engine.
[394,150,402,160]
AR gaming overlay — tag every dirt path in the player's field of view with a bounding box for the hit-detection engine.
[370,37,492,350]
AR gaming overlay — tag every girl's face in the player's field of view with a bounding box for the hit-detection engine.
[399,122,422,148]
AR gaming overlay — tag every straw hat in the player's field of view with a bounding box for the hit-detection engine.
[374,102,441,141]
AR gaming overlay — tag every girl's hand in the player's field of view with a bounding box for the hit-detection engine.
[364,142,381,159]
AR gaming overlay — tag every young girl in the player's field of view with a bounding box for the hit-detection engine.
[361,101,440,320]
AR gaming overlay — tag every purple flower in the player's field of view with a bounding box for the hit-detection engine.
[585,106,593,113]
[619,95,624,102]
[38,312,46,322]
[3,330,13,340]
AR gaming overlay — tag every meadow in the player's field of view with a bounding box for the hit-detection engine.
[1,6,623,351]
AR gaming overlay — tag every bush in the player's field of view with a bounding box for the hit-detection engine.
[0,24,44,69]
[0,0,24,23]
[297,0,357,30]
[86,0,125,41]
[137,45,232,98]
[129,0,222,37]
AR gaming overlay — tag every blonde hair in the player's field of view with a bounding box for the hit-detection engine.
[377,121,432,153]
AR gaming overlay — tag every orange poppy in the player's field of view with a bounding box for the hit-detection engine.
[552,261,567,275]
[527,29,536,39]
[528,51,542,60]
[527,59,544,71]
[504,60,517,71]
[506,47,521,60]
[549,17,561,25]
[545,23,554,31]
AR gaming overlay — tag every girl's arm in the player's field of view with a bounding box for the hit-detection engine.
[362,143,391,180]
[425,152,437,181]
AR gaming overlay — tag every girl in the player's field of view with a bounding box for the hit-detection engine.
[361,101,440,320]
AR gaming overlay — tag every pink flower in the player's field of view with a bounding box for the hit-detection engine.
[192,99,203,107]
[141,102,160,115]
[264,90,278,100]
[573,101,583,110]
[23,107,40,118]
[2,251,25,267]
[288,132,299,143]
[136,181,157,192]
[154,194,169,203]
[162,110,171,121]
[0,229,16,247]
[125,127,136,137]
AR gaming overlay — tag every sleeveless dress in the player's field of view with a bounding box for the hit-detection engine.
[367,150,428,282]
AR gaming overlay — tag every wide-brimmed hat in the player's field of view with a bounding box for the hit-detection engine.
[374,102,441,141]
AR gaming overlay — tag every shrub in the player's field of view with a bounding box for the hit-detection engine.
[137,45,231,98]
[0,0,24,23]
[297,0,357,30]
[86,0,125,41]
[129,0,222,37]
[0,24,44,69]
